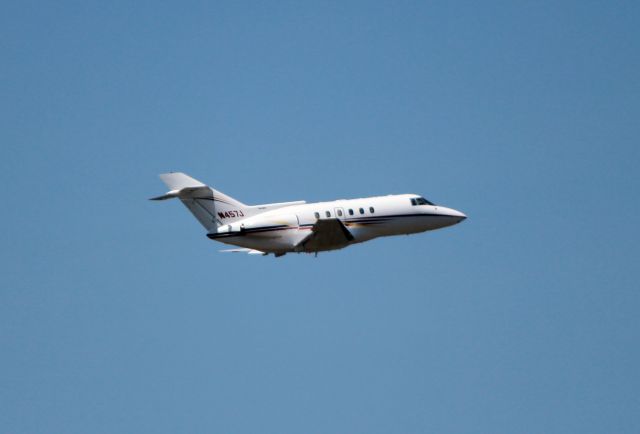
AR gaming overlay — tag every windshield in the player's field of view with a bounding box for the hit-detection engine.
[411,197,434,206]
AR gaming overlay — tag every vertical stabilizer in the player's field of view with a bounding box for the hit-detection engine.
[152,172,249,232]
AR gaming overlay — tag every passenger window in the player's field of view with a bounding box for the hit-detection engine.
[314,212,319,219]
[348,209,354,216]
[369,207,375,213]
[337,209,343,217]
[359,208,364,215]
[325,211,331,217]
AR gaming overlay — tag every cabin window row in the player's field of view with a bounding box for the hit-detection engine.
[314,207,375,219]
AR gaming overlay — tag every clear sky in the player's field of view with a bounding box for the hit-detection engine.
[2,1,639,433]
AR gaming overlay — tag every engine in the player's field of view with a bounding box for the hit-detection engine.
[216,213,299,235]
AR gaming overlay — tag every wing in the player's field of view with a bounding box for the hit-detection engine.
[220,248,267,256]
[296,218,354,252]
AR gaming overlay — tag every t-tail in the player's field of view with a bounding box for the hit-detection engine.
[150,172,305,233]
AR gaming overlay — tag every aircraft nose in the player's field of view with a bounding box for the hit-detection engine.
[442,207,467,224]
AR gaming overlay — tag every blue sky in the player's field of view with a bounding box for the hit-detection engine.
[1,1,639,433]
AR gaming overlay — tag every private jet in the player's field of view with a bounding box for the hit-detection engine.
[151,172,466,257]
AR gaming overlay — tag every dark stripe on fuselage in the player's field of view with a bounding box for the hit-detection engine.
[207,213,458,239]
[350,213,460,220]
[207,224,289,239]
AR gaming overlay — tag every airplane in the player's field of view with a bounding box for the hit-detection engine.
[151,172,466,257]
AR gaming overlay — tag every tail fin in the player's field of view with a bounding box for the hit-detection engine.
[151,172,248,232]
[158,172,205,191]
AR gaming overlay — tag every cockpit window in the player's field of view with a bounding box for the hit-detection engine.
[412,197,434,206]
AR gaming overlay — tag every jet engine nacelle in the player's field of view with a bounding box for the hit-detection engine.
[241,213,299,232]
[216,213,298,234]
[216,223,241,234]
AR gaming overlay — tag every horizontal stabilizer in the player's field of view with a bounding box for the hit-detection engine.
[149,186,211,201]
[149,191,180,201]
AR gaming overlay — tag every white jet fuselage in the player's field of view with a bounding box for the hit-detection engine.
[152,172,466,257]
[208,194,466,254]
